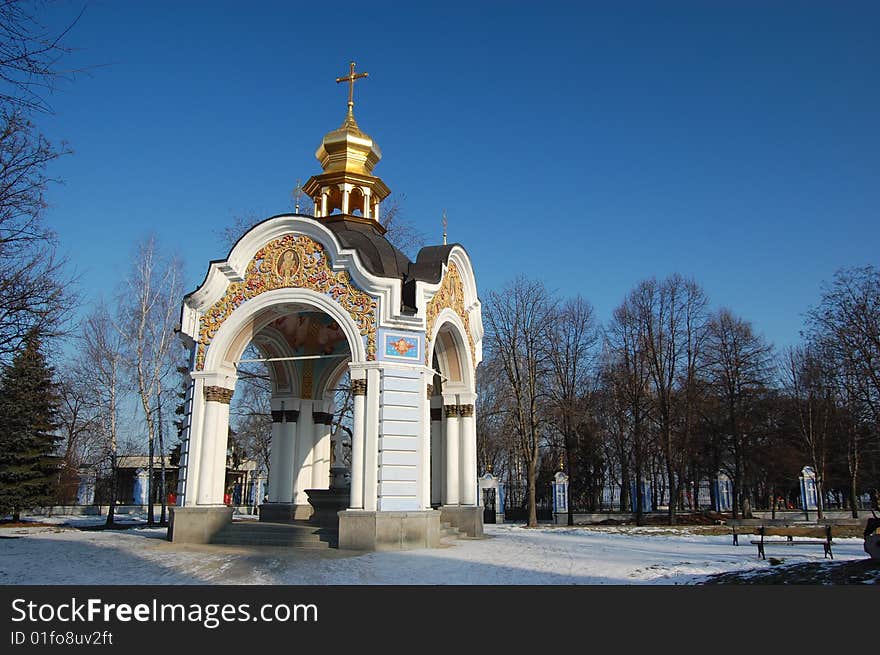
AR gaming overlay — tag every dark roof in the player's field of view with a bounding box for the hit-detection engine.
[324,218,411,280]
[325,219,462,315]
[408,244,459,284]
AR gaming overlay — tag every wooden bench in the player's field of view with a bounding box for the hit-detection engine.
[728,519,763,546]
[750,525,833,560]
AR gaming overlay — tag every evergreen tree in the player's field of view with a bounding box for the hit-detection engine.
[0,331,61,521]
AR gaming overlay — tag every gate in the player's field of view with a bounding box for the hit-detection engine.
[503,483,553,522]
[482,488,497,524]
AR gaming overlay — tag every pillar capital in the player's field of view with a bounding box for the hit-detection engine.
[458,404,475,417]
[426,383,434,398]
[204,385,234,404]
[444,404,460,418]
[352,379,367,396]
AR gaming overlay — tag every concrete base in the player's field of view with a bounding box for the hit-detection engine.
[440,505,484,538]
[168,506,232,544]
[338,510,441,551]
[259,503,313,522]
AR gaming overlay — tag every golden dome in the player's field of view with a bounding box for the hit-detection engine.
[314,108,382,176]
[302,62,390,227]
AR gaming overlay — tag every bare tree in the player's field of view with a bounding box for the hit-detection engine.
[0,1,84,363]
[0,110,72,363]
[808,266,880,426]
[216,211,268,251]
[605,300,654,524]
[54,366,102,502]
[785,343,837,519]
[120,236,183,525]
[633,275,709,522]
[476,352,518,480]
[835,356,871,517]
[804,266,880,513]
[0,1,83,115]
[484,277,555,527]
[229,347,272,476]
[546,295,599,525]
[378,194,425,259]
[79,302,126,526]
[702,309,774,518]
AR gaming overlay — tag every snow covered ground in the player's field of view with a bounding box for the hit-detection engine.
[0,517,871,585]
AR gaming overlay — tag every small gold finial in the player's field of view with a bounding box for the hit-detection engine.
[336,61,369,119]
[442,209,448,245]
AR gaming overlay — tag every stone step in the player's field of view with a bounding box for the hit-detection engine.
[211,537,337,548]
[440,523,462,544]
[213,520,337,548]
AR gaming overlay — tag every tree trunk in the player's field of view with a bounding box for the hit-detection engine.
[158,394,167,525]
[147,423,155,526]
[634,452,645,526]
[565,438,574,526]
[665,430,676,525]
[618,445,630,513]
[848,432,860,519]
[106,450,117,527]
[527,456,537,528]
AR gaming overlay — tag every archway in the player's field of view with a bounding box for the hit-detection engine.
[187,287,364,524]
[427,312,482,536]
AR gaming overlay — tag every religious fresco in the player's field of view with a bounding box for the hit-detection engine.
[270,312,348,356]
[195,234,377,369]
[382,332,420,361]
[424,262,475,367]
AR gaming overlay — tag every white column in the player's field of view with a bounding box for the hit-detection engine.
[460,403,477,506]
[267,410,284,502]
[341,184,351,215]
[363,188,372,218]
[444,404,460,506]
[294,401,314,503]
[349,377,366,509]
[363,368,381,511]
[420,379,432,509]
[196,386,233,505]
[278,409,298,504]
[320,190,328,217]
[311,409,331,489]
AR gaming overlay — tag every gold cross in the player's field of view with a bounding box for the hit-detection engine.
[336,61,369,110]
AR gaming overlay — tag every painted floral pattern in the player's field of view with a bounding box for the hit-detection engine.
[195,234,377,369]
[424,262,475,367]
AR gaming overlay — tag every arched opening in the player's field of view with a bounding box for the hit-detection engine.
[349,187,364,216]
[326,186,344,215]
[428,318,477,510]
[190,288,365,524]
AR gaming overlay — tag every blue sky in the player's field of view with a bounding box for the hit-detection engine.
[37,1,879,352]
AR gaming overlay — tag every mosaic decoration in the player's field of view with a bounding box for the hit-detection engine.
[384,333,420,360]
[196,234,377,369]
[424,262,475,367]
